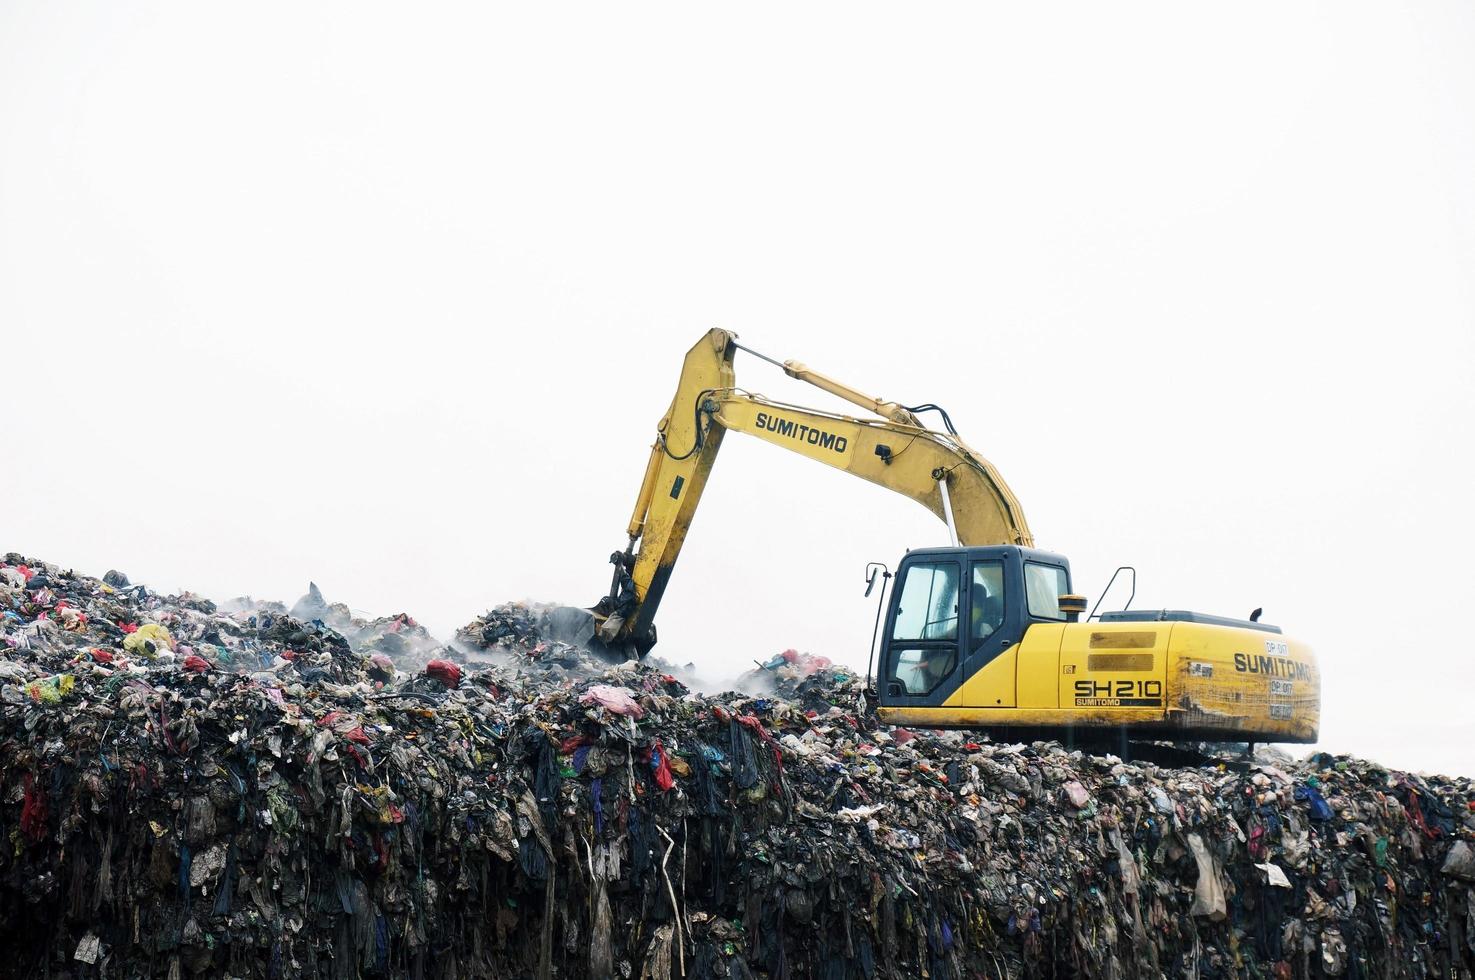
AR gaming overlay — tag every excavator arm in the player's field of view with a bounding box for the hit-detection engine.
[596,328,1033,653]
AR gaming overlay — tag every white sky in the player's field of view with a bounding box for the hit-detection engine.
[4,4,1473,776]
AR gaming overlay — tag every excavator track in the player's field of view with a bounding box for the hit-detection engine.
[1050,732,1256,772]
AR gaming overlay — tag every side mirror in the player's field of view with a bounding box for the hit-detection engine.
[864,562,890,597]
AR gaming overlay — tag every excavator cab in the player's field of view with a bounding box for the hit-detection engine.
[877,546,1075,709]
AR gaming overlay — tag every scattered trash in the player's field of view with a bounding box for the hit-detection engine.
[581,683,645,717]
[1444,839,1475,881]
[424,657,463,688]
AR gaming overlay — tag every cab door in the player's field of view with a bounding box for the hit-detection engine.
[879,558,965,708]
[955,557,1018,707]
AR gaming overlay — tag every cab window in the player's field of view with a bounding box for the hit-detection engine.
[891,562,959,641]
[1025,563,1068,620]
[969,561,1005,647]
[890,646,956,695]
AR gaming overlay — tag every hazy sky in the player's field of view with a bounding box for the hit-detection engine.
[4,4,1472,776]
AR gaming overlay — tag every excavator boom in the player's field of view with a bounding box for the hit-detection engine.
[599,329,1032,652]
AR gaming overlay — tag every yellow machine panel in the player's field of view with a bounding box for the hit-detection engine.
[878,621,1319,743]
[1163,623,1320,742]
[1017,623,1065,708]
[953,644,1017,708]
[1057,622,1169,726]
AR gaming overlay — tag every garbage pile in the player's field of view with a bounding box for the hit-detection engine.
[3,553,1475,979]
[735,649,863,716]
[278,582,442,668]
[452,601,707,694]
[454,600,598,673]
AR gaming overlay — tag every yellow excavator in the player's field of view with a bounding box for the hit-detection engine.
[592,329,1319,744]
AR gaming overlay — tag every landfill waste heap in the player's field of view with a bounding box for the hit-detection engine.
[3,555,1474,980]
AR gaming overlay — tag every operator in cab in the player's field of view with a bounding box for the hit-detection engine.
[969,563,1005,652]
